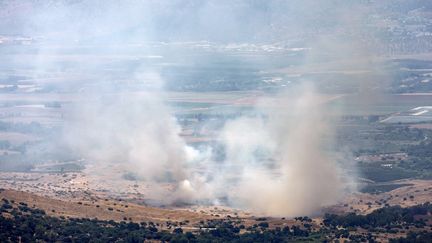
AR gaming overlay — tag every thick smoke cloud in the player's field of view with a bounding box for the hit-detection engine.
[64,94,187,182]
[60,75,200,202]
[61,82,353,216]
[220,86,349,216]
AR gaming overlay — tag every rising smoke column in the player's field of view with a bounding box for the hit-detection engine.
[62,80,354,215]
[61,73,199,202]
[219,85,352,217]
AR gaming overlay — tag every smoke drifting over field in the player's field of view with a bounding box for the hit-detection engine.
[61,83,353,216]
[6,0,386,216]
[64,93,187,181]
[221,87,348,216]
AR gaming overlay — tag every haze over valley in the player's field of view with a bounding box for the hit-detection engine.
[1,1,432,242]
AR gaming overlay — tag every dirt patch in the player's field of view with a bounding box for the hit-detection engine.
[328,179,432,215]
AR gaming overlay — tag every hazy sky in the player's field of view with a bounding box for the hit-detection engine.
[0,0,387,43]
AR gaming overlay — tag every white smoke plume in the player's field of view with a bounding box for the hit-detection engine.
[220,86,351,217]
[61,74,198,202]
[61,78,354,216]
